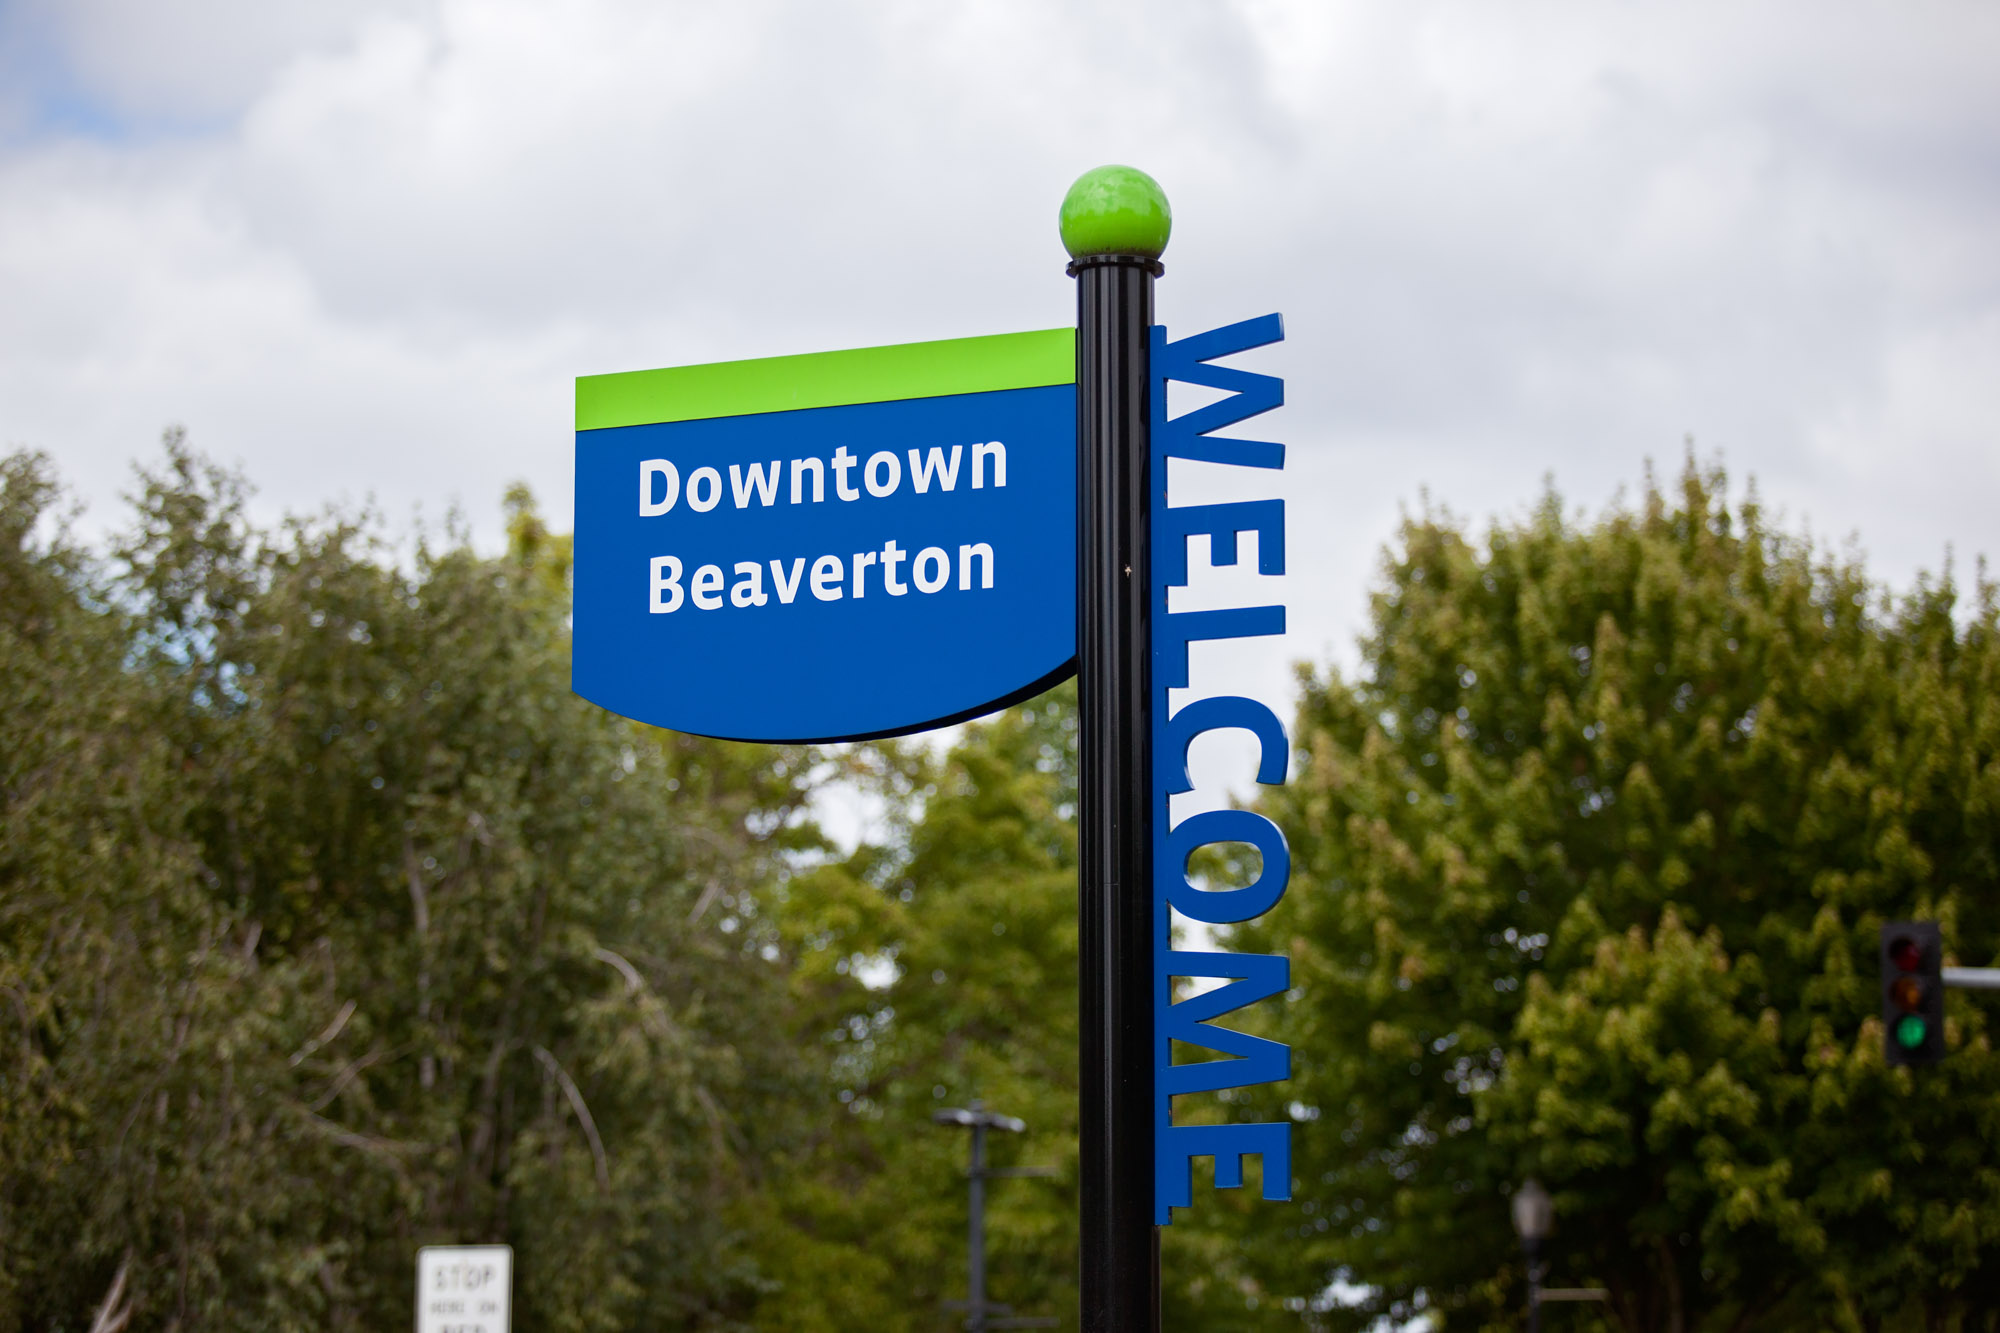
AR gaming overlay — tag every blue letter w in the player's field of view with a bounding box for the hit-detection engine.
[1152,313,1286,469]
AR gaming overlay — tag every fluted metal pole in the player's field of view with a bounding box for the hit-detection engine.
[1072,249,1160,1333]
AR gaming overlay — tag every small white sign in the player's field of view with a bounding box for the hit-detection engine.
[416,1245,511,1333]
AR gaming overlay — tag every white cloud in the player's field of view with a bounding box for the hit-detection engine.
[0,0,1994,725]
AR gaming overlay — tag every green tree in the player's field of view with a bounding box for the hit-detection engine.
[743,685,1295,1333]
[746,693,1083,1331]
[1232,461,2000,1331]
[0,446,352,1327]
[1,437,825,1329]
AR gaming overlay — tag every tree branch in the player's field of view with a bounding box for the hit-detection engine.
[87,1251,133,1333]
[534,1045,610,1192]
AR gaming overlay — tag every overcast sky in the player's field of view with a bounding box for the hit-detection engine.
[3,0,1996,777]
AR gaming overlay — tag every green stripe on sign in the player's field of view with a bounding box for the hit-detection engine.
[576,327,1076,431]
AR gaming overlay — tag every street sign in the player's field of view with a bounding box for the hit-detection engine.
[416,1245,511,1333]
[1148,314,1294,1223]
[1061,165,1299,1324]
[573,330,1078,742]
[570,163,1300,1331]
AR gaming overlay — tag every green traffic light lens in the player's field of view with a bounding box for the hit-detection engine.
[1894,1014,1929,1050]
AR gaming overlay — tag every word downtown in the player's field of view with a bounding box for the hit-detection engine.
[638,440,1008,614]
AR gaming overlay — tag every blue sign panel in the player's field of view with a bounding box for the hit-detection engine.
[1148,314,1296,1224]
[573,331,1077,742]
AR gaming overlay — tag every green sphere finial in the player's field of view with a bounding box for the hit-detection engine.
[1059,165,1172,260]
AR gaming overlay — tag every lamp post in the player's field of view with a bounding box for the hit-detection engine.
[934,1101,1057,1331]
[1511,1179,1553,1333]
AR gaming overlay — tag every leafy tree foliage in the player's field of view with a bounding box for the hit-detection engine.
[738,685,1300,1333]
[1234,462,2000,1331]
[11,436,1997,1333]
[1,437,819,1329]
[744,694,1084,1331]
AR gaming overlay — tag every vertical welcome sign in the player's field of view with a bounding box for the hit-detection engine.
[1149,315,1293,1222]
[1064,169,1296,1329]
[574,165,1298,1331]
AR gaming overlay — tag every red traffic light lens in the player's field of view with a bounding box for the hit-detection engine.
[1889,937,1923,972]
[1893,1015,1929,1050]
[1890,975,1926,1012]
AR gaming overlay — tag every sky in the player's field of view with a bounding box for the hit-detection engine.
[2,0,1996,809]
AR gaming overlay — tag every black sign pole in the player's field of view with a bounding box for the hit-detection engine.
[1063,166,1171,1333]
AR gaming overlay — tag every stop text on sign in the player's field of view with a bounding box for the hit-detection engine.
[415,1245,511,1333]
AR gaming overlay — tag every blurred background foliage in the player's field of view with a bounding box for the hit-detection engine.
[1225,463,2000,1332]
[1,439,1994,1331]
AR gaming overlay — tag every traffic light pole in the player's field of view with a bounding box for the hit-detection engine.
[1944,968,2000,990]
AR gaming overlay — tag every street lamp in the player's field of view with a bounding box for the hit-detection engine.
[1511,1179,1553,1333]
[933,1101,1055,1331]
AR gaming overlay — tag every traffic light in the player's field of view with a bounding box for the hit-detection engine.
[1880,921,1944,1067]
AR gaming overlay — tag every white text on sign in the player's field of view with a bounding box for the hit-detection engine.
[639,441,1007,517]
[416,1245,511,1333]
